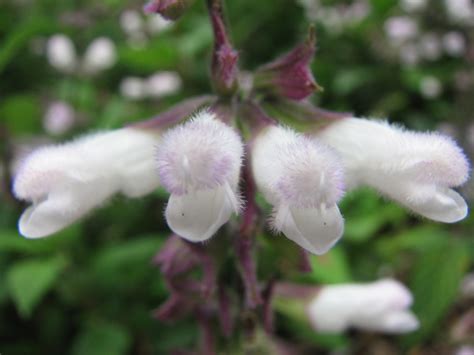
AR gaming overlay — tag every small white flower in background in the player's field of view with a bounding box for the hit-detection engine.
[13,128,160,238]
[419,33,442,61]
[46,34,116,75]
[43,101,75,136]
[120,10,144,36]
[147,15,172,34]
[119,71,182,100]
[456,346,474,355]
[420,76,442,99]
[120,76,147,100]
[146,71,182,97]
[46,34,77,73]
[318,118,469,223]
[384,16,418,43]
[308,279,419,333]
[444,0,474,24]
[443,32,466,57]
[399,43,420,66]
[401,0,427,12]
[157,111,243,242]
[252,125,345,255]
[82,37,117,74]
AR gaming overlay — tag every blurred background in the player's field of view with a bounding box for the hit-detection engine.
[0,0,473,354]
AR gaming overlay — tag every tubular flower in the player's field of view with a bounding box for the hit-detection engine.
[13,128,161,238]
[157,111,244,242]
[317,118,470,223]
[308,279,419,334]
[251,125,345,255]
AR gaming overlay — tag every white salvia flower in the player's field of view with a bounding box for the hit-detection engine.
[82,37,117,74]
[443,32,466,57]
[420,76,442,99]
[157,111,243,242]
[384,16,418,43]
[252,125,345,255]
[147,15,172,34]
[419,33,442,61]
[145,71,182,98]
[401,0,427,12]
[14,128,160,238]
[444,0,474,24]
[46,34,77,73]
[308,279,419,333]
[318,118,470,223]
[120,76,147,100]
[43,101,75,135]
[120,10,144,35]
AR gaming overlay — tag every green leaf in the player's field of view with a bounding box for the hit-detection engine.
[7,255,67,318]
[302,247,352,284]
[403,239,469,346]
[71,320,131,355]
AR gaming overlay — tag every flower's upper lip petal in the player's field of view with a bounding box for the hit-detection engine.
[275,204,344,255]
[165,184,236,242]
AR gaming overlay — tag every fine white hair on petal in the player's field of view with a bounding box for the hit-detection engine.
[157,110,244,195]
[14,128,160,238]
[252,125,344,208]
[307,279,419,334]
[251,125,345,255]
[82,37,117,74]
[46,34,77,73]
[317,117,470,223]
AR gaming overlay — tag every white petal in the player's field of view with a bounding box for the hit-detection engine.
[19,194,79,239]
[405,186,468,223]
[275,204,344,255]
[165,184,237,242]
[376,310,420,333]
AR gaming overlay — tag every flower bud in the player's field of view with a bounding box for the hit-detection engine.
[143,0,195,21]
[251,125,345,254]
[157,110,243,242]
[46,34,77,73]
[14,128,160,238]
[308,279,419,334]
[317,117,470,223]
[82,37,117,74]
[254,27,321,101]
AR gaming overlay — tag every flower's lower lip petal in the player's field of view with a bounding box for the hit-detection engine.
[372,311,419,334]
[277,204,344,255]
[165,185,234,242]
[19,200,78,239]
[406,187,468,223]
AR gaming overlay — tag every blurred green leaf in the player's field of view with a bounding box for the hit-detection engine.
[304,247,352,284]
[71,320,131,355]
[403,239,469,346]
[1,95,42,134]
[7,255,67,317]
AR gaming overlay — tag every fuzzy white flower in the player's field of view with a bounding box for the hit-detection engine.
[157,111,243,242]
[252,125,345,255]
[318,118,470,223]
[308,279,419,333]
[46,34,77,73]
[82,37,117,74]
[14,128,160,238]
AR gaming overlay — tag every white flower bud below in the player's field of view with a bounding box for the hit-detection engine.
[252,125,345,255]
[157,111,243,242]
[83,37,117,74]
[14,128,160,238]
[318,118,470,223]
[46,34,77,73]
[308,279,419,334]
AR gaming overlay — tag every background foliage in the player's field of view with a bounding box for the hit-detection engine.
[0,0,473,353]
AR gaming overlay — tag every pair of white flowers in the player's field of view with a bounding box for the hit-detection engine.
[46,34,117,75]
[14,111,469,256]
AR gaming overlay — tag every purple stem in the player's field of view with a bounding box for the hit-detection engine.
[196,307,216,355]
[262,278,275,334]
[218,286,233,338]
[235,148,263,308]
[298,249,313,274]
